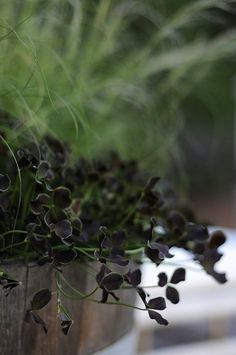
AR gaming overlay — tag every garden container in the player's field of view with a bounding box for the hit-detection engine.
[0,260,136,355]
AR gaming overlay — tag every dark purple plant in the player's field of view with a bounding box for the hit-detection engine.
[0,128,227,334]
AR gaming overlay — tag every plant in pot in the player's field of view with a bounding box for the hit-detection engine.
[0,1,234,354]
[0,115,227,355]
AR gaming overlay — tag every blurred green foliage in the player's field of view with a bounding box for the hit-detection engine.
[0,0,235,193]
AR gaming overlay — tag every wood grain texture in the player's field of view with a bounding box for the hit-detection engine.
[0,261,27,355]
[0,261,136,355]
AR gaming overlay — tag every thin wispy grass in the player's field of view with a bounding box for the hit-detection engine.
[0,0,235,175]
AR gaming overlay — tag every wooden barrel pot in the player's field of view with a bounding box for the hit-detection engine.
[0,260,137,355]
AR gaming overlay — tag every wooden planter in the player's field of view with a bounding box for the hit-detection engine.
[0,260,136,355]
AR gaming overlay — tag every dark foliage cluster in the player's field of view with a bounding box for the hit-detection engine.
[0,133,227,334]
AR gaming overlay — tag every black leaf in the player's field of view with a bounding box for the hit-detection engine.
[166,286,179,304]
[44,209,67,228]
[170,268,186,284]
[59,313,73,335]
[31,289,52,310]
[148,310,168,326]
[0,174,10,192]
[158,272,168,287]
[109,248,129,266]
[209,231,226,249]
[37,256,54,266]
[148,297,166,310]
[30,203,42,216]
[124,269,142,287]
[55,249,77,264]
[193,242,205,255]
[96,264,111,285]
[111,230,126,247]
[100,272,123,291]
[167,210,186,236]
[210,270,227,284]
[136,287,147,306]
[0,274,21,295]
[52,220,72,239]
[148,241,174,259]
[187,223,209,242]
[53,187,72,209]
[31,193,51,215]
[101,288,109,303]
[145,247,162,265]
[130,269,142,287]
[37,161,54,181]
[17,149,33,169]
[61,319,73,335]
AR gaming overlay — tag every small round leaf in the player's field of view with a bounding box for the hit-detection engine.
[209,231,226,249]
[130,269,142,287]
[31,289,52,310]
[53,187,72,209]
[158,272,168,287]
[148,297,166,310]
[166,286,179,304]
[148,310,168,326]
[100,272,123,291]
[55,249,77,264]
[170,268,186,284]
[53,219,72,239]
[0,174,10,192]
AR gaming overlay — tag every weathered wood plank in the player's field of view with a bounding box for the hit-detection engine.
[0,261,27,355]
[0,261,136,355]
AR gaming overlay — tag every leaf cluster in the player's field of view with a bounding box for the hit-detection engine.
[0,133,227,334]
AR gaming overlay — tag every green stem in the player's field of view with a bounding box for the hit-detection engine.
[74,247,98,261]
[56,282,149,312]
[55,271,160,313]
[125,247,144,255]
[63,281,98,300]
[0,240,27,252]
[56,271,98,300]
[53,245,97,252]
[2,230,28,236]
[97,300,148,311]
